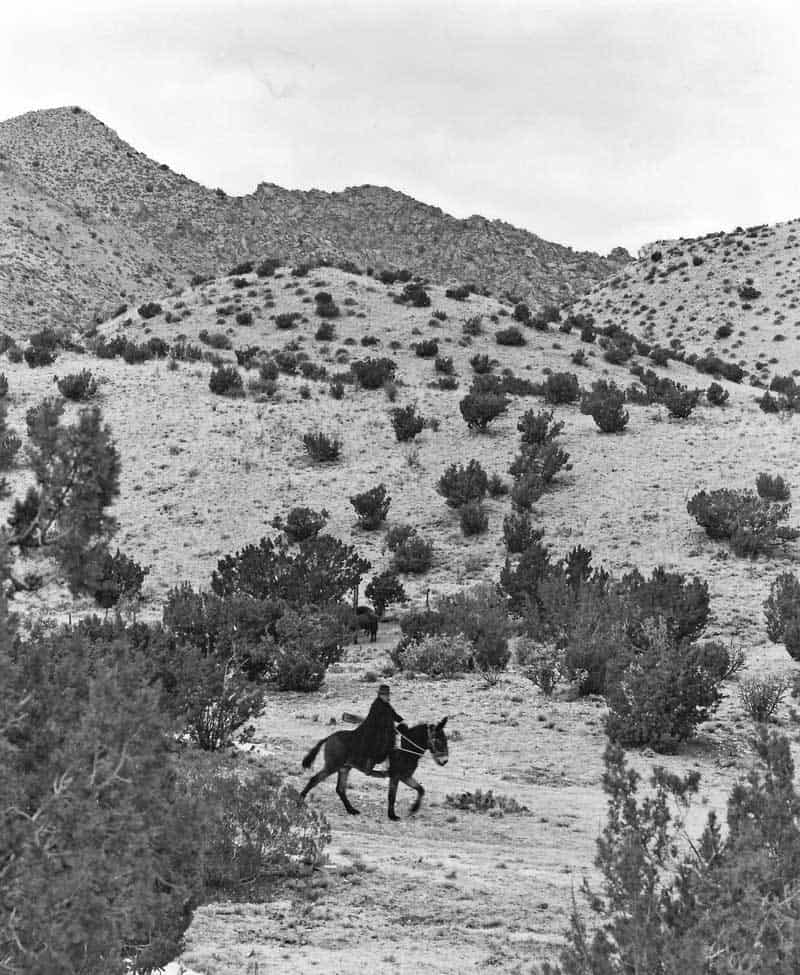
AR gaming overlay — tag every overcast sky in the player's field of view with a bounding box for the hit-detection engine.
[1,0,798,255]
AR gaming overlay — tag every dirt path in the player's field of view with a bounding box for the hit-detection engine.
[175,626,751,975]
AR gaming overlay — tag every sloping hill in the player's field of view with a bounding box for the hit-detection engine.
[0,106,630,337]
[571,219,800,383]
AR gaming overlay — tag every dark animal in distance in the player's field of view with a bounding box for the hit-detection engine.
[300,718,449,820]
[353,604,378,643]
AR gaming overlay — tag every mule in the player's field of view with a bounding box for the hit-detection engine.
[352,604,379,643]
[300,718,449,820]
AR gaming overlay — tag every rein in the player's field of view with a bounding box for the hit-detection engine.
[395,728,429,757]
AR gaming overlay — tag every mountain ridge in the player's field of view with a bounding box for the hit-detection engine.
[0,105,630,336]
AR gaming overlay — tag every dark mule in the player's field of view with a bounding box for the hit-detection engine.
[353,605,378,643]
[300,718,449,820]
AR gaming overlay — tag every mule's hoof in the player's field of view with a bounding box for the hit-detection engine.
[388,812,400,821]
[347,808,361,816]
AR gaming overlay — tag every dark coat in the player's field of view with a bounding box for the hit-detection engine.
[349,697,405,769]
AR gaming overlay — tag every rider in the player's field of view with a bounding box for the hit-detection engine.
[351,684,407,774]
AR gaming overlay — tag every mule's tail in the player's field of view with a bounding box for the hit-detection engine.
[302,736,328,769]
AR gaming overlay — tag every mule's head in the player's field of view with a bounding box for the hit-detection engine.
[427,716,449,766]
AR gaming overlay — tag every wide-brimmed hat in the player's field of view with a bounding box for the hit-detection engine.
[377,684,391,696]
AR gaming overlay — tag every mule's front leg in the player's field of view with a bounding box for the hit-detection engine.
[299,768,330,802]
[336,767,360,815]
[402,775,425,815]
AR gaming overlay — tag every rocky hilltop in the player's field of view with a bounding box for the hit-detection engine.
[0,106,630,337]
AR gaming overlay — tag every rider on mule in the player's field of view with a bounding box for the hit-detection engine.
[350,684,407,774]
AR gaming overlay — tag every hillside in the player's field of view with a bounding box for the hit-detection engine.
[0,106,630,338]
[3,259,799,970]
[572,218,800,382]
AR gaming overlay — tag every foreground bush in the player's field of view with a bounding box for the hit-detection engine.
[459,385,510,431]
[57,368,98,401]
[393,532,434,574]
[209,365,244,397]
[391,404,425,442]
[604,619,726,752]
[351,356,397,389]
[541,731,800,975]
[92,547,150,608]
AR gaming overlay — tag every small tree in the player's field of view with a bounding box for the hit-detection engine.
[581,380,629,433]
[350,483,391,530]
[437,460,489,507]
[459,388,510,431]
[365,570,409,617]
[391,404,425,442]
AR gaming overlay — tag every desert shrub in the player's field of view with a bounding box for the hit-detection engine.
[437,460,489,507]
[351,356,397,389]
[350,483,391,530]
[445,284,471,300]
[209,365,244,397]
[235,345,262,368]
[386,523,417,552]
[9,401,120,592]
[302,431,341,462]
[757,390,783,413]
[297,359,327,381]
[434,354,454,375]
[191,760,329,896]
[170,340,204,362]
[543,372,580,405]
[436,584,511,673]
[581,380,629,432]
[413,338,438,358]
[503,513,543,554]
[661,383,701,418]
[393,532,433,574]
[400,282,431,307]
[706,381,729,406]
[738,674,789,722]
[764,571,800,650]
[137,301,162,319]
[0,402,21,471]
[57,368,98,401]
[391,404,425,442]
[23,342,57,368]
[510,471,545,511]
[496,325,526,346]
[470,353,492,374]
[329,378,345,399]
[211,534,370,608]
[460,500,488,536]
[432,374,458,390]
[462,315,483,336]
[314,292,340,318]
[200,329,233,350]
[272,506,329,544]
[396,632,472,676]
[459,386,510,430]
[509,441,570,486]
[445,789,529,814]
[499,536,553,614]
[604,619,725,752]
[738,283,761,300]
[273,312,299,330]
[486,474,508,498]
[266,606,347,691]
[228,260,254,275]
[92,548,150,608]
[694,354,745,382]
[235,310,253,326]
[517,408,564,446]
[517,639,563,696]
[364,570,408,617]
[513,303,531,323]
[756,472,791,501]
[0,373,7,399]
[620,566,710,643]
[687,487,798,557]
[256,257,281,277]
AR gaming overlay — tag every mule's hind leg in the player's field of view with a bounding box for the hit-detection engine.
[300,768,332,801]
[336,767,360,815]
[387,776,401,821]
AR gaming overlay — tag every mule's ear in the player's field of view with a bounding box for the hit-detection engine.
[438,716,448,729]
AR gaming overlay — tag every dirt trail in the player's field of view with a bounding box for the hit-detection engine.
[177,627,749,975]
